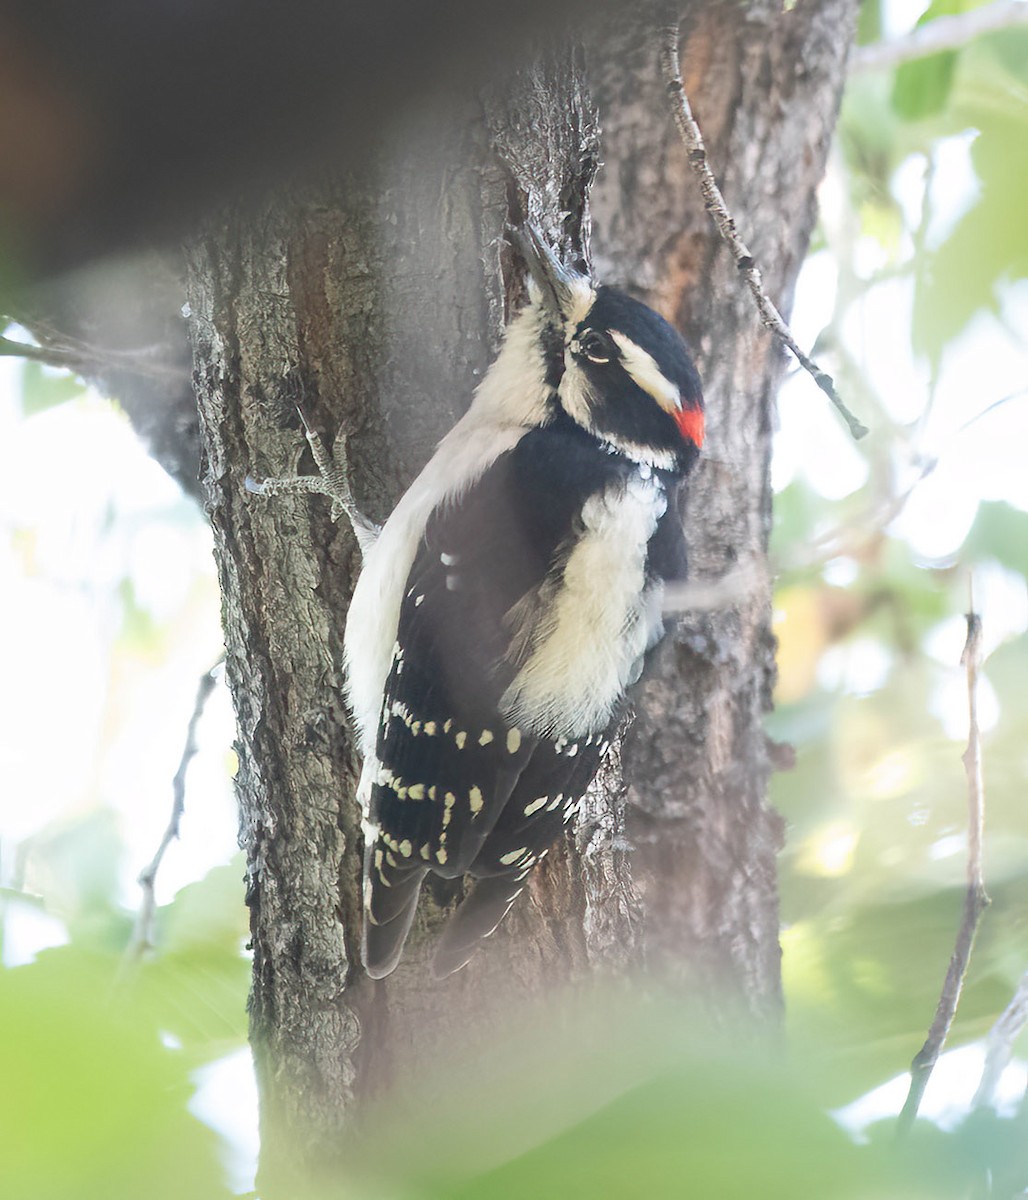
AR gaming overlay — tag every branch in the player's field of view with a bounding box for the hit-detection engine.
[897,592,991,1135]
[121,657,223,965]
[972,969,1028,1110]
[851,0,1028,74]
[0,335,84,368]
[658,22,868,441]
[0,330,188,382]
[662,559,767,615]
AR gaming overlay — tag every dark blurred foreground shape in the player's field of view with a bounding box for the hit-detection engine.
[0,0,594,276]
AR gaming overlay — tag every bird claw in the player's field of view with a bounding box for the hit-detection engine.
[245,409,379,553]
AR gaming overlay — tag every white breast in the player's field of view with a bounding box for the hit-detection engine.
[499,472,667,740]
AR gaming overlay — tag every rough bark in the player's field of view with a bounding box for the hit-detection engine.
[184,1,858,1189]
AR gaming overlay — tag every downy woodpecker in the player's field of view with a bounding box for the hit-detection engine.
[345,228,705,978]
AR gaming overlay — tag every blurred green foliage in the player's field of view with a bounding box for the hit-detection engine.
[757,3,1028,1193]
[1,371,247,1195]
[0,854,248,1200]
[0,947,233,1200]
[841,0,1028,364]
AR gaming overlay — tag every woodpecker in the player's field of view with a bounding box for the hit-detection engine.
[342,227,705,978]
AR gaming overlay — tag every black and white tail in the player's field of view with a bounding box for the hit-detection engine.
[431,875,527,979]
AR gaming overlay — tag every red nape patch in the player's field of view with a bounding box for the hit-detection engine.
[675,405,705,448]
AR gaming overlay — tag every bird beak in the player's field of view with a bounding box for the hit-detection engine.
[510,224,590,321]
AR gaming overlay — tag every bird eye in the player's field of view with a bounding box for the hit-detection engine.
[577,330,612,364]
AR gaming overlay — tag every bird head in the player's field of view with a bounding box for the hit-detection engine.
[513,224,704,471]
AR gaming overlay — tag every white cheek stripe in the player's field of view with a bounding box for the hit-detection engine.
[557,356,595,430]
[609,331,681,414]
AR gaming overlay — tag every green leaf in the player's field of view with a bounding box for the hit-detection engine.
[0,953,231,1200]
[892,51,958,121]
[160,860,248,955]
[117,576,163,654]
[839,74,904,201]
[912,38,1028,360]
[913,123,1028,357]
[963,500,1028,575]
[979,27,1028,86]
[443,1070,881,1200]
[855,0,884,48]
[888,0,972,121]
[26,810,130,952]
[19,358,85,416]
[133,947,250,1066]
[350,1004,968,1200]
[127,862,251,1065]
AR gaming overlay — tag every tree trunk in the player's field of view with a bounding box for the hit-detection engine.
[185,1,857,1189]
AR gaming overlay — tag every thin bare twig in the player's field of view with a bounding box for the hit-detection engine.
[852,0,1028,74]
[897,587,991,1135]
[662,559,767,615]
[659,22,868,441]
[972,970,1028,1110]
[955,387,1028,436]
[122,657,224,964]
